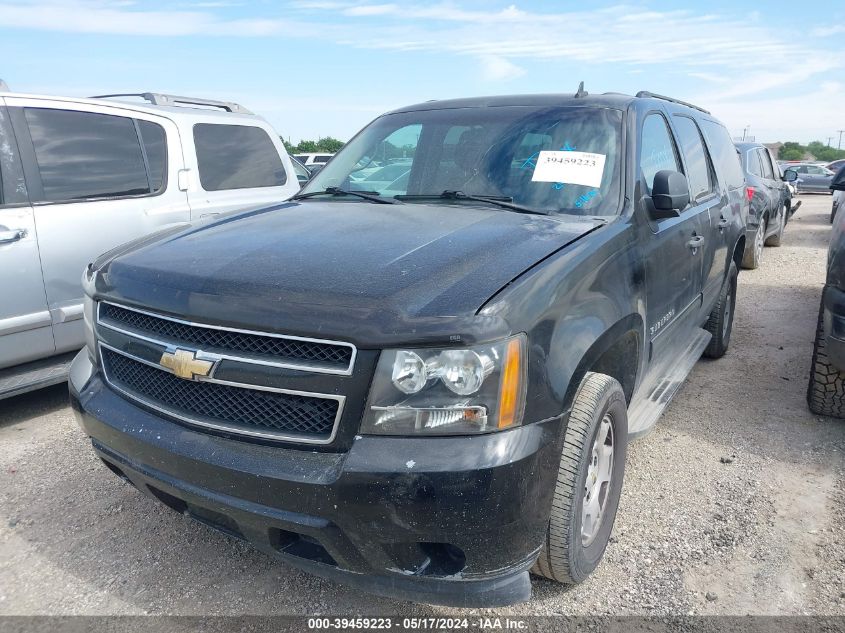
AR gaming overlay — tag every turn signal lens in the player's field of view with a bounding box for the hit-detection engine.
[498,338,524,429]
[745,186,754,202]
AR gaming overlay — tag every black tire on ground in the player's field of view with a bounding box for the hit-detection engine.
[742,221,764,269]
[807,298,845,418]
[703,261,738,359]
[765,208,785,246]
[531,372,628,584]
[832,205,837,224]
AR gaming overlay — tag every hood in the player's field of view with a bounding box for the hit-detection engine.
[97,201,602,346]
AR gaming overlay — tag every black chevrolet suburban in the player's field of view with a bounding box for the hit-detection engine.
[70,90,747,607]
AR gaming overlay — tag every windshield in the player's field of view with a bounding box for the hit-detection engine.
[300,105,623,216]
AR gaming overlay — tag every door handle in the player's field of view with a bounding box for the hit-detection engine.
[687,235,704,250]
[717,217,729,230]
[0,228,26,244]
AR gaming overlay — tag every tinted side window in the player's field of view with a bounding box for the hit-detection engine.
[673,116,712,201]
[25,108,149,202]
[758,149,775,180]
[138,120,167,193]
[639,114,680,192]
[193,124,286,191]
[0,108,27,206]
[746,150,763,177]
[700,120,745,190]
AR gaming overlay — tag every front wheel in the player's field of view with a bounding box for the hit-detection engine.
[765,208,785,246]
[742,221,765,269]
[807,298,845,418]
[532,372,628,583]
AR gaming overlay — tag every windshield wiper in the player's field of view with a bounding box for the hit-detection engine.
[395,190,547,215]
[292,186,397,205]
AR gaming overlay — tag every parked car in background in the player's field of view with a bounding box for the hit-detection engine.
[826,159,845,174]
[790,163,836,193]
[831,164,845,223]
[735,142,797,269]
[808,166,845,416]
[293,152,334,167]
[71,89,746,606]
[0,88,299,399]
[290,155,312,187]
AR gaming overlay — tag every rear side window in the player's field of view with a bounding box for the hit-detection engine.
[672,116,713,201]
[700,120,745,190]
[25,108,150,202]
[758,149,775,180]
[138,120,167,193]
[746,150,763,177]
[0,108,27,206]
[193,124,286,191]
[314,155,331,164]
[639,114,680,192]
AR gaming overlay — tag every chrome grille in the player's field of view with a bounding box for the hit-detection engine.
[101,347,341,441]
[98,302,355,374]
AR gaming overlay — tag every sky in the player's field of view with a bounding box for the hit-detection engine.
[1,0,843,146]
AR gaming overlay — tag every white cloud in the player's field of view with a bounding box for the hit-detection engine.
[812,25,845,37]
[479,55,525,82]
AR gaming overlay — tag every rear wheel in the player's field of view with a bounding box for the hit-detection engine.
[742,221,765,269]
[532,372,628,583]
[704,262,738,359]
[807,299,845,418]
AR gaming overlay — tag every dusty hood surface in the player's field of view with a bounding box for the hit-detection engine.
[98,201,603,345]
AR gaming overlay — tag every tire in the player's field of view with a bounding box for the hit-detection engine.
[703,262,737,359]
[742,220,765,269]
[807,298,845,418]
[765,208,785,246]
[532,372,628,583]
[832,204,838,225]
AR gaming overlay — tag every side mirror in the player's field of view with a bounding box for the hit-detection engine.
[307,164,325,176]
[832,170,845,191]
[783,169,798,183]
[650,170,690,218]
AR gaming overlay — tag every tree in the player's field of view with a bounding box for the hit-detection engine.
[315,136,345,153]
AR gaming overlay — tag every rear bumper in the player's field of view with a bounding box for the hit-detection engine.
[69,351,562,607]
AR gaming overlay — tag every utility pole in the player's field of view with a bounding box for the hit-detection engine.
[828,136,834,147]
[838,130,844,150]
[742,125,750,141]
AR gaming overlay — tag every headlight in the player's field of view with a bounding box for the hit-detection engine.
[361,334,527,436]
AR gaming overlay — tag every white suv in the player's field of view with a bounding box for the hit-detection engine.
[0,88,300,398]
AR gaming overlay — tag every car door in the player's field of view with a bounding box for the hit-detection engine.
[0,101,55,369]
[639,111,708,361]
[185,119,300,216]
[669,114,724,317]
[5,97,191,354]
[756,148,784,231]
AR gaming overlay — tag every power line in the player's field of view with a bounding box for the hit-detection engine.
[838,130,845,150]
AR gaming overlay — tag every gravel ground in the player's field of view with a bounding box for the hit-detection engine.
[0,195,843,617]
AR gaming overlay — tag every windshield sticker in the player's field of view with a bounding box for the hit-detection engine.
[531,151,606,187]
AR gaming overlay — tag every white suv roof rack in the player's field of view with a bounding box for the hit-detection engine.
[90,92,252,115]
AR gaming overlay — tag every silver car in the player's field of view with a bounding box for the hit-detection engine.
[0,88,300,398]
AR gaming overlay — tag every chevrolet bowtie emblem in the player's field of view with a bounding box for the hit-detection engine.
[159,348,215,380]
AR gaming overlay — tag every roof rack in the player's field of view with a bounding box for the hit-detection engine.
[635,91,710,115]
[89,92,252,114]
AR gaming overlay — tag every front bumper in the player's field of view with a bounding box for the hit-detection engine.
[69,351,562,607]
